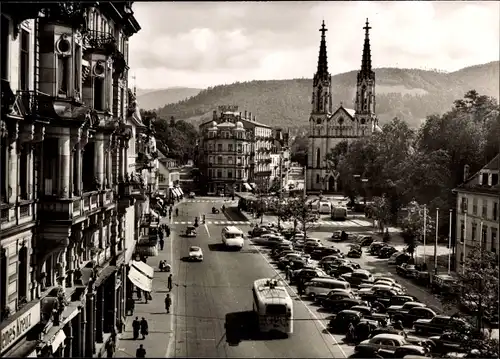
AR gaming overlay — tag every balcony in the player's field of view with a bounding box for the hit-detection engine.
[0,201,36,231]
[83,30,117,54]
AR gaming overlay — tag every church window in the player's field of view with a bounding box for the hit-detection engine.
[316,118,322,125]
[360,118,366,124]
[338,117,344,125]
[360,86,366,110]
[316,148,321,168]
[316,174,320,183]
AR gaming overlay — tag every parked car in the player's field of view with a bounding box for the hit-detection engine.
[397,263,419,278]
[290,268,326,284]
[359,288,401,307]
[386,295,419,308]
[368,242,386,255]
[303,241,323,254]
[330,230,342,241]
[386,301,427,317]
[355,334,414,356]
[393,307,437,328]
[340,269,374,287]
[329,264,356,277]
[314,289,355,303]
[327,310,378,333]
[350,305,390,321]
[379,246,398,259]
[389,252,411,265]
[347,247,363,258]
[413,315,469,335]
[357,235,375,247]
[429,332,467,355]
[430,274,458,295]
[321,297,364,312]
[310,246,343,260]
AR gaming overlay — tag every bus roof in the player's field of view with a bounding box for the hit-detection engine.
[223,226,243,234]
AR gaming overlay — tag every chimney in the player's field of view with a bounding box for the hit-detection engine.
[463,164,470,182]
[239,111,242,118]
[244,110,247,118]
[213,110,217,120]
[249,112,252,121]
[253,115,256,122]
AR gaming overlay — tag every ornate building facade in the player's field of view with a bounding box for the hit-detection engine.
[0,3,158,358]
[306,20,382,193]
[198,106,276,194]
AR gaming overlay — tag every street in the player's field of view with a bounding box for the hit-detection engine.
[167,198,350,358]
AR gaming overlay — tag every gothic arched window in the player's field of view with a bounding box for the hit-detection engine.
[316,148,321,168]
[361,85,366,110]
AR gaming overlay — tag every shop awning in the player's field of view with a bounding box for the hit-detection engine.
[150,210,160,219]
[243,183,252,191]
[174,188,181,197]
[177,187,184,195]
[250,183,257,189]
[128,260,154,292]
[51,330,66,353]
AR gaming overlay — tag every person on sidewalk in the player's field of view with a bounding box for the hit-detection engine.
[166,226,170,237]
[106,333,116,358]
[140,317,149,340]
[126,297,135,316]
[167,274,173,292]
[136,344,146,358]
[136,287,142,300]
[132,317,141,340]
[165,294,172,313]
[159,237,165,251]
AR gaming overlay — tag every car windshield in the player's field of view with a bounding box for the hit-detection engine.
[190,247,200,252]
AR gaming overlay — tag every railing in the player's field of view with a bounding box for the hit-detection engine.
[83,30,117,51]
[83,195,90,211]
[73,199,81,213]
[90,193,98,210]
[19,204,30,218]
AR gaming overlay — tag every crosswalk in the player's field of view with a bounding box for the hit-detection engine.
[184,199,239,204]
[171,219,373,227]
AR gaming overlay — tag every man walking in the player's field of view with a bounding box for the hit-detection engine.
[140,317,149,340]
[159,235,165,251]
[132,317,141,340]
[136,344,146,358]
[165,294,172,313]
[167,274,173,292]
[166,225,170,237]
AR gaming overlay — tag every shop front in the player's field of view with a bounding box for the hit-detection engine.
[0,300,41,358]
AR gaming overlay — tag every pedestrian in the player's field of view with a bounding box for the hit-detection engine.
[136,344,146,358]
[136,287,142,300]
[287,267,293,283]
[159,237,165,251]
[165,294,172,313]
[166,226,170,237]
[144,290,152,304]
[106,333,116,358]
[167,274,173,292]
[285,265,290,281]
[132,317,141,340]
[140,317,149,339]
[126,297,135,316]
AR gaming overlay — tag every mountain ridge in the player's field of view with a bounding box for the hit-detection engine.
[142,61,499,130]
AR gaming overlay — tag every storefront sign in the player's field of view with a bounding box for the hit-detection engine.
[0,302,41,355]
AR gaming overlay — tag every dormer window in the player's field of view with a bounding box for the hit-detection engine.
[482,173,489,186]
[492,173,499,186]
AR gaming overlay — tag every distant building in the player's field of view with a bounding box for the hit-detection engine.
[157,150,180,200]
[198,106,277,194]
[454,155,499,273]
[306,20,382,193]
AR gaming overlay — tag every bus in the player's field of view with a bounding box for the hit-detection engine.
[252,278,293,336]
[331,206,348,221]
[221,226,244,250]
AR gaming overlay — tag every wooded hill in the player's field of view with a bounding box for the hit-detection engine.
[149,61,499,130]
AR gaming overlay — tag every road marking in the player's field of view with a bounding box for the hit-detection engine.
[252,245,347,358]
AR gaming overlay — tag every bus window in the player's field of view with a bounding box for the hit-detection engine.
[266,304,287,315]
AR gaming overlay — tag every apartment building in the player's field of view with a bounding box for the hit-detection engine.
[454,154,500,273]
[198,106,280,194]
[0,3,159,358]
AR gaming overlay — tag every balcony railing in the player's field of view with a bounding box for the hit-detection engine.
[83,30,117,53]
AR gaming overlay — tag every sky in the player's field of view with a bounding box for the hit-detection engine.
[128,1,500,90]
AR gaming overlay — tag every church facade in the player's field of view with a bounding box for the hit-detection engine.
[306,20,381,193]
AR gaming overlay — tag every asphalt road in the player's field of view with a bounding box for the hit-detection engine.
[167,198,350,358]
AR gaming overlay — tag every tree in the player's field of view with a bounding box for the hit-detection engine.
[368,196,392,233]
[290,135,308,166]
[271,197,294,229]
[399,201,434,258]
[287,195,319,240]
[439,246,499,333]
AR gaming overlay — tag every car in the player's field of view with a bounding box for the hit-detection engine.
[349,305,390,321]
[393,307,437,327]
[379,246,398,258]
[430,274,458,295]
[389,252,411,265]
[329,264,356,277]
[303,241,323,254]
[310,246,342,260]
[291,268,327,284]
[188,192,196,199]
[314,288,355,303]
[340,269,374,287]
[369,242,388,255]
[322,297,364,312]
[397,263,418,278]
[360,279,405,292]
[413,315,469,335]
[327,310,365,332]
[251,234,287,246]
[330,230,349,242]
[330,230,342,240]
[387,295,419,308]
[355,334,412,355]
[188,246,203,261]
[386,301,427,317]
[185,226,197,237]
[271,248,295,260]
[357,235,375,247]
[429,332,467,355]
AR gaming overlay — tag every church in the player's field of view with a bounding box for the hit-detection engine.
[306,19,382,193]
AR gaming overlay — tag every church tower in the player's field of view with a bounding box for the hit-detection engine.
[307,21,332,193]
[354,19,377,134]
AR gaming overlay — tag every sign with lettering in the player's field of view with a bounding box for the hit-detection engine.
[0,301,41,355]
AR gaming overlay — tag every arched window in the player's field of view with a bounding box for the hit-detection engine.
[316,174,320,183]
[316,148,321,168]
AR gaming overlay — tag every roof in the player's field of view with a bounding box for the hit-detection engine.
[329,105,356,120]
[217,121,235,127]
[454,153,500,195]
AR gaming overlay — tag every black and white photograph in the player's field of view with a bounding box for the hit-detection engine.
[0,1,498,358]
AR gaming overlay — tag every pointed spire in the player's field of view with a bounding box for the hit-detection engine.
[316,20,329,79]
[360,18,373,77]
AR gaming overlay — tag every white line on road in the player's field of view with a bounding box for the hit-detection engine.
[252,245,347,358]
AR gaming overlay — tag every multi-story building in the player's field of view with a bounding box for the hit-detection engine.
[454,154,500,273]
[306,20,382,193]
[157,149,180,201]
[0,3,158,358]
[198,106,264,194]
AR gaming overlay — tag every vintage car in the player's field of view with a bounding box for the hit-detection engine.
[188,246,204,261]
[185,226,197,237]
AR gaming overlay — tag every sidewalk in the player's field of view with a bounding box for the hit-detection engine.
[115,203,183,358]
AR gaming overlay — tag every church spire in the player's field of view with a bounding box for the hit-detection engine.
[316,20,329,79]
[358,18,374,81]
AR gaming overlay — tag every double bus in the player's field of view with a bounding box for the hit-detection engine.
[252,278,293,336]
[221,226,244,250]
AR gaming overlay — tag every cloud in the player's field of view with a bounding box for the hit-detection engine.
[128,1,500,89]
